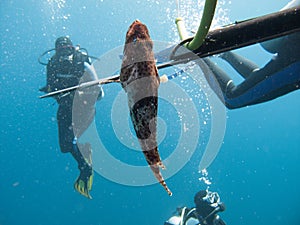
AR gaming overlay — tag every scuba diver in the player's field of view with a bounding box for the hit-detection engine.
[197,0,300,109]
[164,190,226,225]
[39,36,103,199]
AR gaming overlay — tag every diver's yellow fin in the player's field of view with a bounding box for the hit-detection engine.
[74,170,93,199]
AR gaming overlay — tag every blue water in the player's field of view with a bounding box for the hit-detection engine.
[1,0,299,225]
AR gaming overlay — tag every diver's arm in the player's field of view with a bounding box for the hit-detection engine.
[220,51,259,79]
[84,62,98,81]
[84,62,104,100]
[40,62,56,93]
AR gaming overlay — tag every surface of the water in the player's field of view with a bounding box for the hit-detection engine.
[1,0,299,225]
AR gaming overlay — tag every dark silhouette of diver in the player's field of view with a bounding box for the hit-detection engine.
[164,190,226,225]
[40,36,103,198]
[197,0,300,109]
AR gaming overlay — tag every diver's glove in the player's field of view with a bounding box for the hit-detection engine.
[39,85,52,93]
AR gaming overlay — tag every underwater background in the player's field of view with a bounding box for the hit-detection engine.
[1,0,299,225]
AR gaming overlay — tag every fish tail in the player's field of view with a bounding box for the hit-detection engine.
[160,180,173,196]
[150,164,172,196]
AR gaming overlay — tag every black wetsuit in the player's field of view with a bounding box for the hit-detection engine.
[198,32,300,109]
[45,50,100,168]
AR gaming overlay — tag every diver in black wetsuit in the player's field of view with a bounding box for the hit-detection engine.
[164,190,226,225]
[197,0,300,109]
[40,36,103,199]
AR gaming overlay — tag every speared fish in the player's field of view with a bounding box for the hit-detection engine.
[120,20,172,196]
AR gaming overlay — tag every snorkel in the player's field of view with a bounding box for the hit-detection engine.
[175,0,217,50]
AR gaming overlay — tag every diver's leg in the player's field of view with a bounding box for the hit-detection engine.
[198,58,260,109]
[72,85,99,138]
[198,58,236,97]
[57,103,93,198]
[57,103,75,153]
[57,104,90,168]
[230,54,286,97]
[200,54,299,108]
[72,141,93,199]
[229,55,296,100]
[221,52,259,79]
